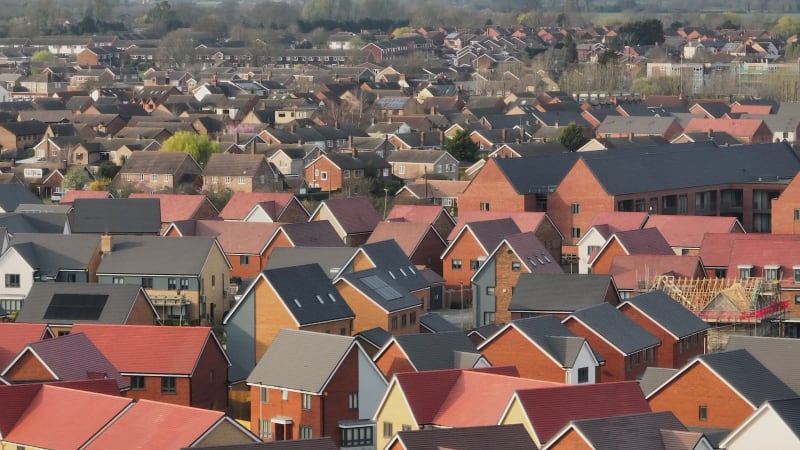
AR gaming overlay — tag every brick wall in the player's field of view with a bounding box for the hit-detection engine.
[4,352,56,382]
[127,291,158,325]
[442,231,486,290]
[590,240,625,274]
[306,157,342,192]
[410,228,446,276]
[278,199,311,223]
[547,428,593,450]
[375,342,416,379]
[458,159,527,213]
[494,243,525,324]
[563,318,653,382]
[322,347,361,446]
[771,177,800,234]
[189,337,229,411]
[480,328,565,382]
[125,375,191,406]
[548,159,614,248]
[618,304,705,369]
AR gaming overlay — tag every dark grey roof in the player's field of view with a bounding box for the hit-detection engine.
[508,273,617,313]
[356,240,429,292]
[469,323,500,341]
[281,221,345,247]
[0,212,68,233]
[72,198,161,234]
[395,424,536,450]
[265,246,356,279]
[765,399,800,441]
[263,263,355,325]
[96,235,219,276]
[0,184,42,212]
[725,336,800,396]
[508,315,599,367]
[623,290,709,339]
[466,218,521,253]
[569,303,660,355]
[341,268,422,313]
[638,367,679,397]
[10,234,101,278]
[570,411,687,450]
[246,329,355,393]
[698,349,797,406]
[387,149,451,164]
[419,312,461,332]
[15,282,150,325]
[494,153,581,194]
[392,331,482,371]
[356,327,392,349]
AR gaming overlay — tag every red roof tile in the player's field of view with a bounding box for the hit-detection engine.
[0,383,40,438]
[387,204,449,225]
[730,104,772,115]
[0,323,49,369]
[725,237,800,287]
[59,190,112,205]
[589,211,649,233]
[219,192,295,220]
[683,117,766,139]
[69,324,223,375]
[318,197,382,234]
[367,221,437,255]
[194,219,283,254]
[515,381,651,443]
[644,215,742,248]
[83,399,227,449]
[448,211,550,241]
[698,233,800,268]
[130,193,217,223]
[612,228,674,255]
[609,254,703,290]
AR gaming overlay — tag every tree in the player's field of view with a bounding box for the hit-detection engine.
[564,34,578,64]
[443,129,479,163]
[31,49,54,64]
[617,18,665,45]
[597,48,619,65]
[558,122,589,151]
[162,131,219,166]
[773,16,800,37]
[61,166,91,190]
[157,29,197,69]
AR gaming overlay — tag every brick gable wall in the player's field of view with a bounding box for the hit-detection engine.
[480,328,565,382]
[458,159,527,213]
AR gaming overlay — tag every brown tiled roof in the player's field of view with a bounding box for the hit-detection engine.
[202,153,266,176]
[118,151,198,174]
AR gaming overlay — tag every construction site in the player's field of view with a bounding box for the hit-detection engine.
[641,275,788,351]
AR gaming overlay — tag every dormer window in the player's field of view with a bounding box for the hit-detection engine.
[738,265,753,280]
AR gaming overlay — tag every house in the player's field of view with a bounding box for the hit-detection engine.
[646,349,796,429]
[203,153,280,193]
[0,120,48,156]
[498,382,652,448]
[366,221,447,275]
[264,144,321,178]
[385,205,456,242]
[643,214,745,255]
[0,323,51,369]
[305,152,391,193]
[309,197,382,246]
[588,228,675,275]
[71,198,162,235]
[394,179,469,210]
[543,411,711,450]
[769,169,800,235]
[725,335,800,395]
[0,184,42,212]
[114,151,203,194]
[720,398,800,450]
[508,273,620,320]
[595,116,683,141]
[608,254,706,298]
[574,211,650,274]
[95,234,231,326]
[14,283,159,335]
[682,118,773,144]
[617,290,708,369]
[563,303,661,382]
[130,193,219,231]
[222,263,356,387]
[387,150,460,181]
[387,424,537,450]
[220,191,310,223]
[373,331,488,379]
[471,231,562,326]
[247,329,387,445]
[1,332,128,391]
[71,323,231,411]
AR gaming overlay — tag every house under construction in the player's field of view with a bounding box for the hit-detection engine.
[644,275,787,350]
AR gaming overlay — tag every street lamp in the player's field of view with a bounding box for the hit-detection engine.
[383,188,389,219]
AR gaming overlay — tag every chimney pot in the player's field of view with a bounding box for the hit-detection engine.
[101,233,112,254]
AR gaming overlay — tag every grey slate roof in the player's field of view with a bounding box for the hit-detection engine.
[356,327,392,349]
[465,218,521,254]
[725,336,800,396]
[96,235,219,276]
[569,303,660,355]
[697,349,797,406]
[0,184,42,212]
[508,315,603,366]
[10,233,100,278]
[419,312,460,332]
[341,268,422,313]
[494,153,581,194]
[183,438,339,450]
[246,328,355,393]
[263,263,355,325]
[569,411,687,450]
[281,221,345,247]
[0,212,69,233]
[395,424,536,450]
[15,282,151,325]
[391,331,482,371]
[508,273,617,313]
[765,398,800,441]
[356,239,429,292]
[265,246,356,279]
[72,198,161,234]
[623,290,709,339]
[638,367,679,397]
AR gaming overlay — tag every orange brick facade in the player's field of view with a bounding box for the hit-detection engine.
[125,375,191,406]
[479,328,566,382]
[648,362,754,429]
[590,239,625,274]
[306,157,343,192]
[771,176,800,235]
[335,280,421,335]
[4,352,57,382]
[375,341,417,379]
[494,243,526,324]
[618,303,706,369]
[547,429,593,450]
[442,230,487,291]
[458,159,531,213]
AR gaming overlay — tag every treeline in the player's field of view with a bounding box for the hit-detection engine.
[296,18,410,34]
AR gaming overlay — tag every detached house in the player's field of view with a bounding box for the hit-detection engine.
[309,197,382,246]
[0,120,48,156]
[203,153,280,193]
[220,191,310,223]
[374,331,488,379]
[387,150,459,181]
[115,151,203,194]
[508,273,620,320]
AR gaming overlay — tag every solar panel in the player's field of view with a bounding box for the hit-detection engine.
[43,294,108,321]
[361,275,403,301]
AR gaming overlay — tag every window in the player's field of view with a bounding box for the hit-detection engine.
[302,393,312,410]
[348,392,358,409]
[699,405,708,421]
[4,274,19,288]
[397,165,405,175]
[151,174,158,182]
[470,259,480,270]
[571,203,580,214]
[211,176,218,184]
[260,387,269,404]
[587,245,601,257]
[738,265,753,280]
[141,277,153,289]
[480,202,490,211]
[321,171,328,180]
[383,422,393,438]
[161,377,176,394]
[224,176,231,184]
[168,278,177,290]
[282,389,289,401]
[794,266,800,283]
[343,170,350,179]
[137,173,144,181]
[240,255,250,265]
[410,311,416,325]
[765,265,780,282]
[300,425,313,439]
[577,367,589,383]
[342,426,373,447]
[130,376,145,390]
[180,278,190,290]
[260,419,271,439]
[795,209,800,221]
[486,286,495,295]
[391,316,398,330]
[451,259,462,270]
[164,175,170,182]
[236,175,246,185]
[571,227,581,239]
[678,194,688,214]
[112,277,124,285]
[511,261,521,271]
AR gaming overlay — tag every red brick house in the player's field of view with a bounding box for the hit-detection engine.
[617,290,708,369]
[562,303,660,382]
[683,118,773,144]
[367,221,447,276]
[646,349,796,429]
[374,331,487,380]
[385,205,456,242]
[219,191,310,222]
[305,152,391,193]
[770,172,800,235]
[114,151,203,194]
[247,329,387,445]
[70,324,231,411]
[588,228,674,275]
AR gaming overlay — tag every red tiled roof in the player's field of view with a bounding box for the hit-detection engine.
[387,204,448,225]
[0,384,40,438]
[83,399,226,449]
[448,211,549,241]
[0,323,49,369]
[730,104,772,115]
[367,221,436,255]
[589,212,648,233]
[59,190,112,205]
[320,197,382,234]
[130,193,217,223]
[609,254,703,291]
[219,192,295,220]
[516,381,651,444]
[193,219,283,254]
[683,118,766,139]
[644,215,741,248]
[4,385,132,450]
[698,233,800,268]
[69,324,221,375]
[613,228,674,255]
[726,237,800,287]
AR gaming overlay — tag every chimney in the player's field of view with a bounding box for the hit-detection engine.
[101,233,112,254]
[501,128,507,142]
[348,134,353,149]
[629,132,634,142]
[251,139,256,154]
[290,123,296,133]
[439,129,444,145]
[235,131,239,145]
[334,120,340,129]
[708,128,714,139]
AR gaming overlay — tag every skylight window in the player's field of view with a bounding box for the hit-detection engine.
[408,266,416,274]
[316,295,324,304]
[328,293,337,302]
[399,268,407,277]
[388,271,396,279]
[294,299,302,308]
